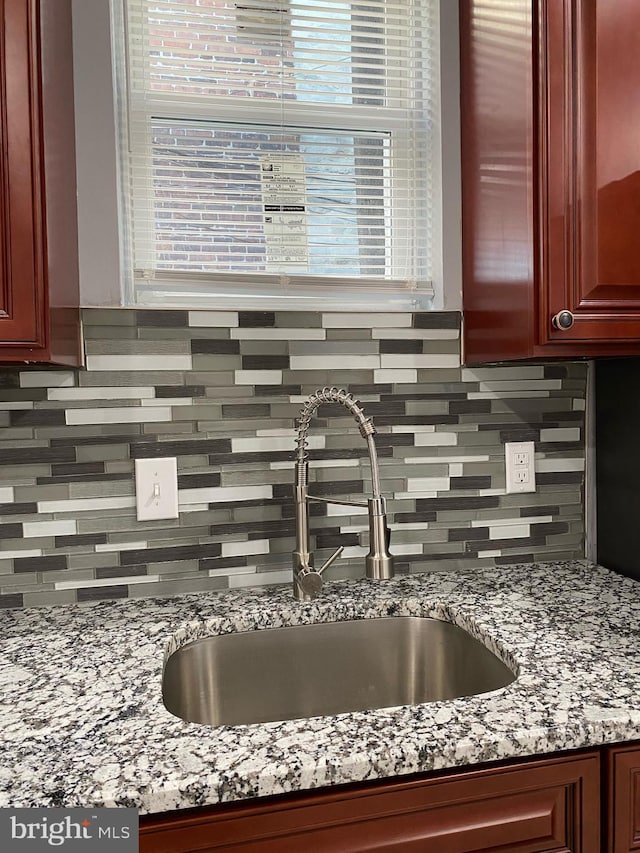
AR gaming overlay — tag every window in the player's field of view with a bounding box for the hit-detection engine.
[114,0,441,309]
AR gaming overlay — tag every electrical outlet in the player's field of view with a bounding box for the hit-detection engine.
[505,441,536,494]
[134,457,179,521]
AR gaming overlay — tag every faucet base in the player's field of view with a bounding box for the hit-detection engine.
[365,554,395,579]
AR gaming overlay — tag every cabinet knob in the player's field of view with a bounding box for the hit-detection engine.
[551,310,575,330]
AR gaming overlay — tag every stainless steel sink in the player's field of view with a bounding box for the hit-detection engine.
[162,616,516,726]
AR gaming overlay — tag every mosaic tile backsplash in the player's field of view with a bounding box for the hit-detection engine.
[0,309,586,608]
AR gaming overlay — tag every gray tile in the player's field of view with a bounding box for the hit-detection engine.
[86,339,191,355]
[143,422,196,436]
[76,445,131,463]
[22,590,76,606]
[82,308,138,326]
[77,585,129,602]
[78,371,186,387]
[191,355,242,371]
[274,311,322,328]
[128,576,228,597]
[326,329,372,341]
[147,560,199,576]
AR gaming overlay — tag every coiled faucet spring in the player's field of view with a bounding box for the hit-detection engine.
[292,387,394,600]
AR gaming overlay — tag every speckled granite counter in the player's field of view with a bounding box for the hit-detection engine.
[1,560,639,814]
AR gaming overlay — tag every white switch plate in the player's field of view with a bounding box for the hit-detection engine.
[134,457,179,521]
[505,441,536,494]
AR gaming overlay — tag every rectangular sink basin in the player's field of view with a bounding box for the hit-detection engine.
[162,616,516,726]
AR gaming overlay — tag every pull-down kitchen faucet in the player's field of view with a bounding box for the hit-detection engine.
[292,387,394,600]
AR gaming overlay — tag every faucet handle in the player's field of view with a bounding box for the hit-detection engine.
[295,567,324,598]
[318,545,344,575]
[295,546,344,599]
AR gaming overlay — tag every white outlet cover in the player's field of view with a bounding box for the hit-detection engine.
[134,457,179,521]
[505,441,536,494]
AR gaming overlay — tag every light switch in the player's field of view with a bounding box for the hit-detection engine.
[134,457,179,521]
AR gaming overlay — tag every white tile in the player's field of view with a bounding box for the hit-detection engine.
[326,503,368,516]
[410,454,490,464]
[477,549,502,558]
[221,539,270,558]
[179,485,272,505]
[406,476,450,491]
[395,491,439,499]
[48,387,155,401]
[290,355,380,371]
[461,366,545,381]
[270,458,359,470]
[0,548,42,559]
[55,575,160,590]
[85,355,193,371]
[95,540,148,553]
[540,427,581,442]
[0,487,14,503]
[232,435,324,453]
[208,565,256,577]
[229,569,291,588]
[372,328,459,340]
[535,458,585,472]
[19,371,76,388]
[340,545,368,558]
[489,524,530,539]
[390,543,421,555]
[141,397,192,407]
[472,515,552,527]
[234,370,283,385]
[388,522,430,531]
[188,310,239,327]
[573,398,586,411]
[374,369,418,383]
[414,432,458,446]
[322,313,412,328]
[23,520,78,538]
[66,407,172,425]
[478,488,507,496]
[449,463,464,476]
[230,328,325,340]
[381,354,461,369]
[391,424,436,433]
[37,496,135,514]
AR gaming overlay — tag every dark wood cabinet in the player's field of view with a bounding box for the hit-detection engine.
[607,744,640,853]
[0,0,81,365]
[460,0,640,363]
[140,751,601,853]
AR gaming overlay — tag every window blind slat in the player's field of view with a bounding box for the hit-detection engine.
[119,0,438,300]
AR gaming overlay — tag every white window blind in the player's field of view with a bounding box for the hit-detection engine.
[116,0,440,308]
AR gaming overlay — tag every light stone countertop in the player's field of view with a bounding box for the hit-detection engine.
[1,560,639,814]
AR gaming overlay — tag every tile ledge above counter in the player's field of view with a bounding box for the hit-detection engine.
[1,560,639,815]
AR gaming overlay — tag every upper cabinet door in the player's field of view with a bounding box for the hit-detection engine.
[544,0,640,345]
[0,0,81,365]
[461,0,640,362]
[0,0,44,347]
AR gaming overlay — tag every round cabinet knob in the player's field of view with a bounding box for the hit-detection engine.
[551,310,575,330]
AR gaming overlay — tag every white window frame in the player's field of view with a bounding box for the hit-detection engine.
[72,0,460,312]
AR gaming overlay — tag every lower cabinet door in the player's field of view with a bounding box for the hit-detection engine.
[140,751,600,853]
[608,744,640,853]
